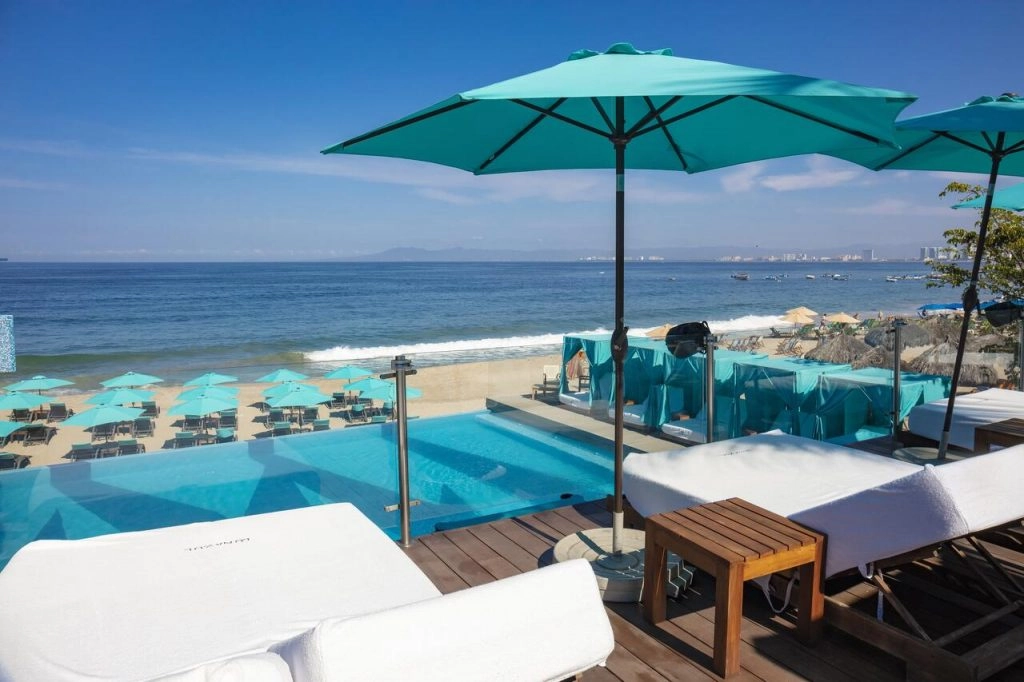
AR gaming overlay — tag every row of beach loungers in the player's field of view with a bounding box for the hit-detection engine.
[725,334,762,351]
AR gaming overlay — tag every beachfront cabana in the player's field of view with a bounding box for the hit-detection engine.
[559,334,613,412]
[605,337,662,428]
[813,367,951,443]
[732,357,851,437]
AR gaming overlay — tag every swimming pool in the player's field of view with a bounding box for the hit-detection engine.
[0,411,615,570]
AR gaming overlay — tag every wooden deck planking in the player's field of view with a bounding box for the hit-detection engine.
[404,504,910,681]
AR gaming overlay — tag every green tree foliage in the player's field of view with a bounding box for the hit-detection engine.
[928,182,1024,301]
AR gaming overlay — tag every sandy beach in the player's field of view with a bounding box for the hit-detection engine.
[6,354,563,469]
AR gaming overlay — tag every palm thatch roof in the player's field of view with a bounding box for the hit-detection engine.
[804,334,871,364]
[907,342,998,386]
[851,345,906,370]
[864,323,933,350]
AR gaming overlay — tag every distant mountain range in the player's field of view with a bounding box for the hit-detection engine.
[338,243,931,262]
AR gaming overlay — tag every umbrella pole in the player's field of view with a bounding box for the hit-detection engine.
[938,144,1004,460]
[891,319,905,451]
[611,97,627,556]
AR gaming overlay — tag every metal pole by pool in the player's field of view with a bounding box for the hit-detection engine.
[704,334,717,444]
[1018,317,1024,392]
[891,319,905,448]
[382,355,417,547]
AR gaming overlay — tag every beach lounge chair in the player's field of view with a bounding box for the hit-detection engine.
[0,452,29,470]
[116,439,145,455]
[0,504,614,682]
[69,442,97,460]
[21,424,55,446]
[266,408,286,426]
[172,431,198,449]
[47,402,72,422]
[95,442,121,458]
[218,411,238,429]
[90,422,117,442]
[215,428,236,443]
[907,387,1024,451]
[369,415,387,425]
[271,421,294,437]
[10,409,30,423]
[182,415,204,432]
[623,434,1024,681]
[301,406,319,425]
[140,400,160,417]
[330,392,347,408]
[312,418,331,432]
[531,364,561,399]
[131,417,154,438]
[347,404,367,423]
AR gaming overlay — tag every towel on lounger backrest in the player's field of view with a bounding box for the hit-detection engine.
[791,467,969,577]
[931,443,1024,534]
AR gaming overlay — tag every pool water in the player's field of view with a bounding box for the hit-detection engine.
[0,411,615,570]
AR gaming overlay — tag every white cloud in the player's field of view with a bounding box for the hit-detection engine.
[716,157,866,193]
[839,198,952,216]
[720,162,766,193]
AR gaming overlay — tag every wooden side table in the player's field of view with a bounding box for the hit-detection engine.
[973,417,1024,452]
[642,498,824,678]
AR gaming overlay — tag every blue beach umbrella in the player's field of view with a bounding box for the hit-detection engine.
[177,385,239,402]
[954,182,1024,211]
[323,365,374,382]
[257,368,309,383]
[101,371,164,389]
[65,405,144,428]
[4,375,74,394]
[168,396,238,417]
[358,382,422,402]
[265,385,332,409]
[0,392,50,411]
[262,381,317,399]
[343,377,392,393]
[324,41,915,554]
[0,420,27,439]
[87,388,154,406]
[183,372,238,387]
[832,94,1024,457]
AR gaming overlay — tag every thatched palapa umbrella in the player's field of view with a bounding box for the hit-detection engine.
[805,334,871,364]
[908,342,997,386]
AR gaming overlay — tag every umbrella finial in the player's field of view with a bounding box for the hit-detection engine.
[568,43,673,61]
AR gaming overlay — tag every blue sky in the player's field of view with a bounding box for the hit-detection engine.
[1,1,1021,261]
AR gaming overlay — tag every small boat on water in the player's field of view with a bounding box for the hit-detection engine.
[730,272,750,281]
[805,274,815,280]
[764,274,782,281]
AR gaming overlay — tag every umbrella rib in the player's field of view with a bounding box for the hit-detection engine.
[327,99,476,152]
[747,96,887,144]
[869,132,942,170]
[936,131,998,157]
[589,98,615,134]
[625,96,683,137]
[640,95,689,171]
[479,98,568,172]
[508,99,612,138]
[631,96,735,136]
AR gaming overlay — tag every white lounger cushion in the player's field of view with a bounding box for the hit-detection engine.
[559,390,593,410]
[791,467,968,577]
[608,401,646,426]
[272,559,614,682]
[622,432,920,519]
[147,653,293,682]
[908,388,1024,450]
[931,443,1024,533]
[0,504,441,682]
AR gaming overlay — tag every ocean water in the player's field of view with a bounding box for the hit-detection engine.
[1,260,945,388]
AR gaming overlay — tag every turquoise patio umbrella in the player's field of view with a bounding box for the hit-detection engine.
[954,181,1024,211]
[323,365,373,382]
[831,94,1024,457]
[358,382,422,402]
[324,41,915,555]
[262,381,317,399]
[65,405,144,428]
[257,368,308,383]
[168,396,238,417]
[4,375,73,393]
[0,420,27,439]
[265,385,332,409]
[177,385,239,402]
[101,371,163,388]
[183,372,238,387]
[87,389,154,406]
[0,392,50,411]
[343,377,392,393]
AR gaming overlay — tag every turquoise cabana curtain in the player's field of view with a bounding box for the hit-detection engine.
[815,368,951,441]
[560,334,613,403]
[733,357,851,436]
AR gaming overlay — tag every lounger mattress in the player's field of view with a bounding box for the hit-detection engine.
[907,387,1024,450]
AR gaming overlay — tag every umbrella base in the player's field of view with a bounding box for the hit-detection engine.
[553,527,689,602]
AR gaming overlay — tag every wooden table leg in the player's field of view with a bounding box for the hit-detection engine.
[714,560,743,678]
[797,547,824,643]
[642,530,667,624]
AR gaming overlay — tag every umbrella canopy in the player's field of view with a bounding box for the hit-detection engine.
[830,94,1024,456]
[644,323,675,340]
[183,372,238,387]
[785,306,818,317]
[4,375,73,393]
[265,385,332,409]
[325,41,915,554]
[64,405,144,428]
[0,420,27,439]
[177,385,239,402]
[0,392,50,411]
[323,365,374,381]
[358,382,423,402]
[257,368,308,383]
[344,377,393,393]
[954,181,1024,211]
[263,381,318,399]
[101,371,163,388]
[804,334,871,364]
[87,388,154,406]
[824,312,860,325]
[168,396,238,417]
[781,311,815,326]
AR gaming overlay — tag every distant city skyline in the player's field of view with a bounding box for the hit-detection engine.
[2,1,1021,261]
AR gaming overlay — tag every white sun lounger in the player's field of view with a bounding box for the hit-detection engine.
[0,503,614,682]
[907,387,1024,450]
[607,401,647,427]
